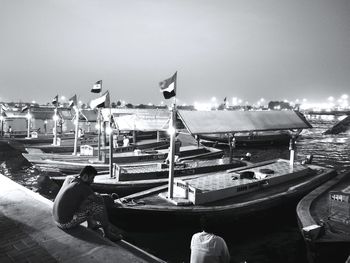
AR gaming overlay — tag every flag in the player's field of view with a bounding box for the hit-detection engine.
[52,95,58,106]
[90,91,110,109]
[159,72,177,99]
[1,104,9,112]
[68,95,77,108]
[91,80,102,93]
[21,105,29,112]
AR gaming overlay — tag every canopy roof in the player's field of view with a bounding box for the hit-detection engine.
[79,109,97,122]
[178,110,311,135]
[112,109,170,131]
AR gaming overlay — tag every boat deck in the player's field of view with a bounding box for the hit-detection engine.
[187,160,306,192]
[118,160,333,210]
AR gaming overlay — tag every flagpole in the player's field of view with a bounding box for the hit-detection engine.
[97,108,101,161]
[167,97,177,200]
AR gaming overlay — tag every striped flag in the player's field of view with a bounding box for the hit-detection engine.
[68,95,77,108]
[159,72,177,99]
[90,91,110,109]
[91,80,102,93]
[21,105,29,112]
[1,104,9,112]
[52,95,59,106]
[1,105,7,117]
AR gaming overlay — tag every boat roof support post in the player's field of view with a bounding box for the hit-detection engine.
[73,106,79,155]
[228,133,235,164]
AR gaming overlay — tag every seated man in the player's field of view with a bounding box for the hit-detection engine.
[52,165,122,241]
[190,216,230,263]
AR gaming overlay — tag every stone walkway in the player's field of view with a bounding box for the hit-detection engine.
[0,174,164,263]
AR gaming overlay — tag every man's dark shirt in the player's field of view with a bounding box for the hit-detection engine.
[53,176,94,224]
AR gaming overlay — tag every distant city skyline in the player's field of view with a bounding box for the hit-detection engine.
[1,0,350,105]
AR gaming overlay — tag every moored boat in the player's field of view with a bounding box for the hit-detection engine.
[198,130,293,147]
[24,145,223,175]
[50,157,248,195]
[110,159,337,226]
[296,171,350,263]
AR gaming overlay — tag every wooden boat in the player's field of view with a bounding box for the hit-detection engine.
[296,171,350,263]
[50,157,248,196]
[24,145,223,175]
[109,159,337,226]
[198,130,293,147]
[26,137,169,154]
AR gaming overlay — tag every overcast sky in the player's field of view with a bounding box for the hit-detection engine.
[1,0,350,105]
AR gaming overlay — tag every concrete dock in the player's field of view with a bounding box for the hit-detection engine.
[0,174,164,263]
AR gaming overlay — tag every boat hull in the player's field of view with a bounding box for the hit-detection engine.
[110,161,337,227]
[296,171,350,263]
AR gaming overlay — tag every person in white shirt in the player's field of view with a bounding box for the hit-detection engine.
[190,216,230,263]
[123,135,130,147]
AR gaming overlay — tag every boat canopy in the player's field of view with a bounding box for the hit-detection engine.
[79,109,97,122]
[112,109,170,131]
[178,110,312,135]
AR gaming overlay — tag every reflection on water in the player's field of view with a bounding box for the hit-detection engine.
[1,115,350,263]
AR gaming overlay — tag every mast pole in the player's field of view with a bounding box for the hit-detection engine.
[167,97,176,199]
[97,108,101,161]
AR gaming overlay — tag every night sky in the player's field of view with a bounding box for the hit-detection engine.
[1,0,350,105]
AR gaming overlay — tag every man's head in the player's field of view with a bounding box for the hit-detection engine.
[200,215,215,234]
[79,165,97,185]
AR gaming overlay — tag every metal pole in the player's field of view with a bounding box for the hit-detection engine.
[109,117,113,178]
[167,104,176,199]
[133,130,136,144]
[26,110,31,138]
[289,137,295,166]
[53,107,58,145]
[98,108,101,161]
[228,134,232,163]
[73,107,79,155]
[0,119,3,137]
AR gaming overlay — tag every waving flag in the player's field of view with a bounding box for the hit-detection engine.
[52,95,58,106]
[91,80,102,93]
[69,95,77,108]
[90,91,110,109]
[1,104,9,112]
[21,105,29,112]
[159,72,177,99]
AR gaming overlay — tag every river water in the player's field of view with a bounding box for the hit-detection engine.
[1,114,349,263]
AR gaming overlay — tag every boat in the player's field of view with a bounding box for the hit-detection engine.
[106,109,328,226]
[109,159,337,226]
[24,145,223,175]
[198,130,293,147]
[296,171,350,263]
[50,157,248,196]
